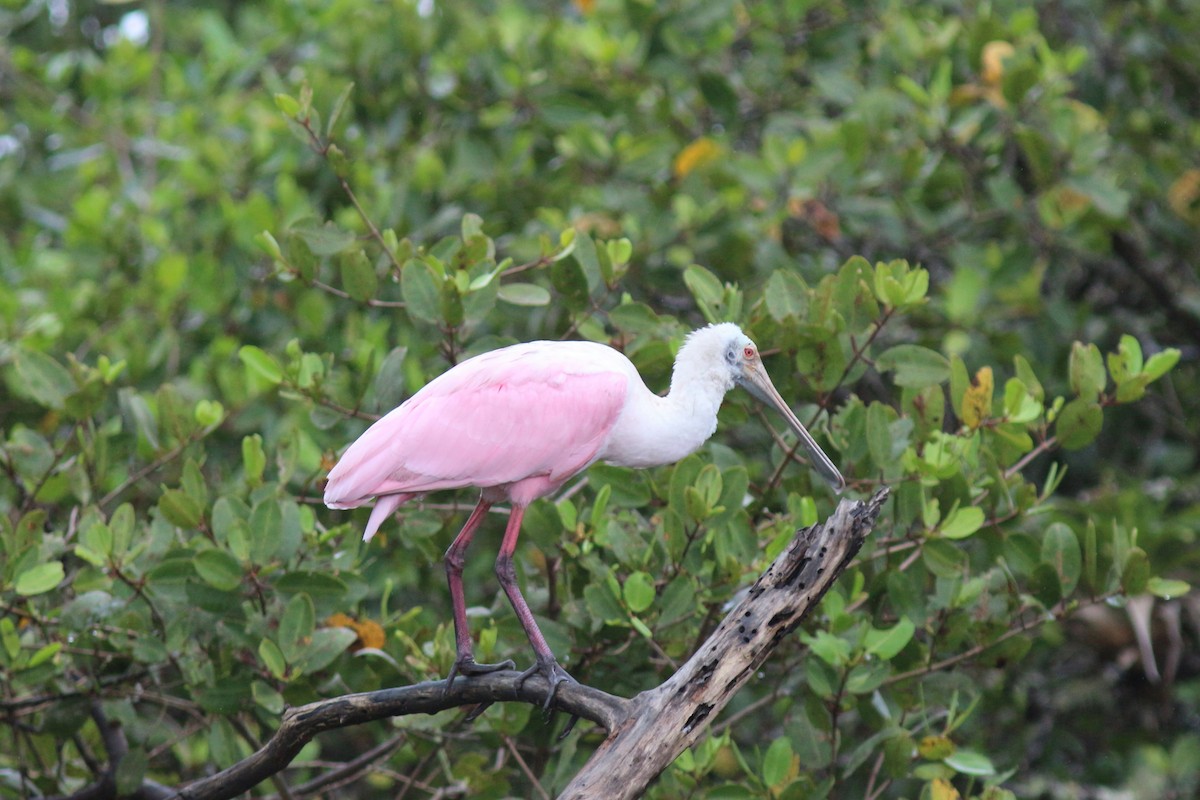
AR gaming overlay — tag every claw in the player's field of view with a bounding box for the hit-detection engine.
[516,656,578,712]
[444,656,515,696]
[463,702,494,723]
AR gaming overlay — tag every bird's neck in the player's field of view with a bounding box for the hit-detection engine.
[601,350,736,469]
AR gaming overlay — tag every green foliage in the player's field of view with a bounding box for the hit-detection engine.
[2,1,1198,798]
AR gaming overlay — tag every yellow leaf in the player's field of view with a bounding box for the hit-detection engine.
[918,734,957,760]
[1167,169,1200,223]
[573,0,596,12]
[325,613,386,651]
[961,366,993,430]
[981,41,1014,86]
[354,618,386,650]
[930,778,963,800]
[673,137,721,179]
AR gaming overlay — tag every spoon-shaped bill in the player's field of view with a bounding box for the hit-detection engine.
[740,363,846,493]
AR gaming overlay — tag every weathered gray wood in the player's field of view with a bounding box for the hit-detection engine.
[558,489,887,800]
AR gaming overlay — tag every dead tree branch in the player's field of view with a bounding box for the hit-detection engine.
[558,489,887,799]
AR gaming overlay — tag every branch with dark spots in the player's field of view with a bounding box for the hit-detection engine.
[682,703,714,733]
[557,489,888,800]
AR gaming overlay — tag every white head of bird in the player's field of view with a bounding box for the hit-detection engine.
[322,322,844,699]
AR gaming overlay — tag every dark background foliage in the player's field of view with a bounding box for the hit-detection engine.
[2,0,1198,797]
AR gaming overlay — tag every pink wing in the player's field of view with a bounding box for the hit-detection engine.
[324,345,630,513]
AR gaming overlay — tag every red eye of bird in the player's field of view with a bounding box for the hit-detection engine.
[744,345,756,359]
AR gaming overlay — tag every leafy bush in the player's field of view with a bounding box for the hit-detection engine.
[2,1,1197,798]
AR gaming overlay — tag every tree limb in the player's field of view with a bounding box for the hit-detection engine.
[558,489,887,799]
[168,676,630,799]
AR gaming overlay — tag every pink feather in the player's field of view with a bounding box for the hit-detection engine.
[323,342,631,537]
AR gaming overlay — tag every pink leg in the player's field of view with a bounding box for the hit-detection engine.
[495,504,576,708]
[444,498,514,690]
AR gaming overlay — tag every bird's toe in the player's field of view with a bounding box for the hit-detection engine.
[444,656,516,695]
[517,656,577,711]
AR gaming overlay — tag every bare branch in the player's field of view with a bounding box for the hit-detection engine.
[558,489,888,799]
[169,676,630,800]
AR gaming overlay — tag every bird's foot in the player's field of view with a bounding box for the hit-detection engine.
[516,656,578,712]
[444,655,515,696]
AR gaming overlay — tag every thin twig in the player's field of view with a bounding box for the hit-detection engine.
[502,736,552,800]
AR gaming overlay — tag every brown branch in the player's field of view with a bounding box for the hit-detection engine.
[168,677,630,800]
[273,734,405,798]
[557,489,888,799]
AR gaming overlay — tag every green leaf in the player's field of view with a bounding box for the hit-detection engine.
[1082,519,1098,593]
[238,346,284,385]
[571,231,601,288]
[1121,547,1150,594]
[944,749,996,776]
[249,498,283,565]
[1013,354,1044,401]
[1041,522,1081,596]
[863,618,915,660]
[939,505,985,540]
[274,92,300,116]
[845,660,889,694]
[610,302,663,334]
[764,270,808,321]
[683,264,726,323]
[15,561,65,596]
[159,488,203,529]
[114,748,148,797]
[865,402,893,467]
[83,522,113,560]
[294,222,356,256]
[279,593,315,661]
[1147,577,1191,599]
[194,398,225,427]
[13,347,76,409]
[497,282,551,306]
[1056,398,1102,450]
[623,571,656,614]
[340,249,378,302]
[260,633,288,681]
[584,580,625,622]
[242,434,266,487]
[923,539,967,578]
[275,570,349,597]
[762,737,794,788]
[875,345,950,389]
[401,259,441,324]
[1143,348,1180,382]
[551,257,590,312]
[326,81,355,137]
[1106,334,1143,384]
[1068,342,1105,401]
[298,627,358,674]
[193,549,242,591]
[198,680,252,715]
[0,618,19,660]
[1030,562,1062,608]
[803,630,851,666]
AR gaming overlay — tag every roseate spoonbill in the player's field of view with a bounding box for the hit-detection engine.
[324,322,844,700]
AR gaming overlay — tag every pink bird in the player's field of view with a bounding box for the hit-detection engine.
[324,323,844,700]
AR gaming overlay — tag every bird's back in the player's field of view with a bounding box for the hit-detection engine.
[323,341,636,509]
